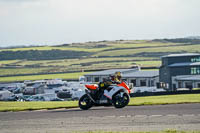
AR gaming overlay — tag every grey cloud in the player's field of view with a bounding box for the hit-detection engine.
[0,0,43,3]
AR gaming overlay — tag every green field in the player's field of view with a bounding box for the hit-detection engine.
[0,94,200,112]
[77,131,200,133]
[0,67,53,76]
[79,131,200,133]
[0,101,77,112]
[0,46,103,52]
[0,72,90,82]
[93,44,200,57]
[0,40,199,82]
[128,94,200,106]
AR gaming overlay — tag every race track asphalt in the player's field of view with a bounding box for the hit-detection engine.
[0,103,200,133]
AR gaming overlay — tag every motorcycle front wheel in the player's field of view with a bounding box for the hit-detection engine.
[79,94,93,110]
[113,92,130,108]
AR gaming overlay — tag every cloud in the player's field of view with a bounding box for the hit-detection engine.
[0,0,48,7]
[0,0,200,46]
[0,0,41,3]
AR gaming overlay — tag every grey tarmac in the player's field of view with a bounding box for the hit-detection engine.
[0,103,200,133]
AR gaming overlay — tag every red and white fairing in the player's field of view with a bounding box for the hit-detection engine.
[104,82,131,100]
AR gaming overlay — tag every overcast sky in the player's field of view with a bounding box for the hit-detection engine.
[0,0,200,47]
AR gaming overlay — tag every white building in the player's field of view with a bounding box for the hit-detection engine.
[172,75,200,90]
[84,68,159,88]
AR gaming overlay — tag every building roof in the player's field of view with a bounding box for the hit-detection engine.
[84,69,138,76]
[168,62,200,67]
[162,53,200,58]
[85,69,159,78]
[123,70,159,78]
[174,75,200,81]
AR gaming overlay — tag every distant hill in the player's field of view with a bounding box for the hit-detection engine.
[153,37,200,44]
[0,37,200,80]
[1,38,200,61]
[185,36,200,39]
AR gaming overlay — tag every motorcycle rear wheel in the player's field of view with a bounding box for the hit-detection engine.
[79,94,93,110]
[113,92,130,108]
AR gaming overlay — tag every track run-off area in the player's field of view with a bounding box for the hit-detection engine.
[0,103,200,133]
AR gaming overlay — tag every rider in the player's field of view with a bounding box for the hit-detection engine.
[112,71,122,83]
[99,71,122,90]
[102,71,122,99]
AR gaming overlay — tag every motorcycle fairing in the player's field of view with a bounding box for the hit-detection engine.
[117,82,131,94]
[85,84,98,90]
[104,86,128,100]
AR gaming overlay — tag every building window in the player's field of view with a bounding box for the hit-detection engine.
[191,57,200,62]
[94,77,99,82]
[191,67,200,74]
[173,84,177,90]
[131,79,136,86]
[151,80,154,87]
[185,82,193,90]
[178,82,182,88]
[140,80,146,86]
[86,77,92,82]
[197,83,200,88]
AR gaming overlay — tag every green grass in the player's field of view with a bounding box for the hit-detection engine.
[0,60,20,66]
[0,58,160,78]
[128,94,200,106]
[0,68,54,76]
[1,94,200,112]
[0,46,107,52]
[0,101,77,112]
[107,42,180,49]
[0,72,90,82]
[94,44,200,57]
[1,41,174,53]
[134,61,161,67]
[76,130,200,133]
[11,57,158,67]
[2,41,198,58]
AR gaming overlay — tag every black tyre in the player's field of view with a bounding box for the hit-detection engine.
[113,92,130,108]
[79,94,93,110]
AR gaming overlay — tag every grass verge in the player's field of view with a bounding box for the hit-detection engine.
[76,130,200,133]
[0,101,78,112]
[0,94,200,112]
[129,94,200,106]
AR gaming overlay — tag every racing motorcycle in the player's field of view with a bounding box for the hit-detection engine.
[79,81,131,110]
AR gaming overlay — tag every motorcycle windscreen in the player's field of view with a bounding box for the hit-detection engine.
[85,84,98,90]
[117,82,131,94]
